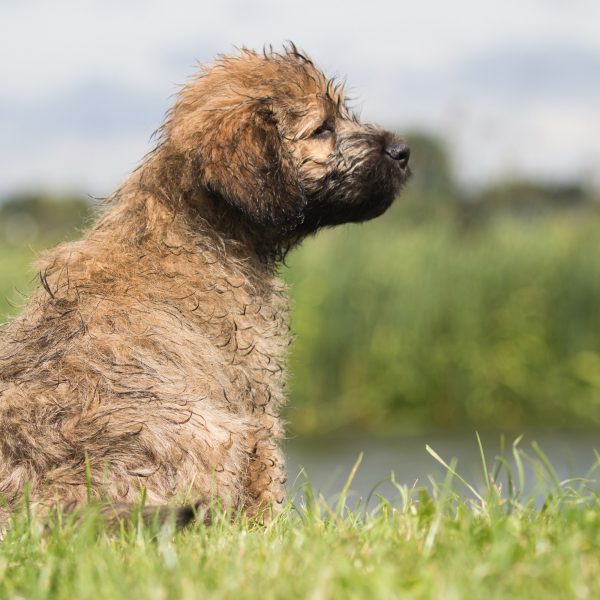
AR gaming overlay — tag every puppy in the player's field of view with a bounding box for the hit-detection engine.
[0,45,410,526]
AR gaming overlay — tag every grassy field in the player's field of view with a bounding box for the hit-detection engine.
[1,439,599,599]
[2,199,600,597]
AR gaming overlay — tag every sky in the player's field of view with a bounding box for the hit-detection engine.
[1,0,599,197]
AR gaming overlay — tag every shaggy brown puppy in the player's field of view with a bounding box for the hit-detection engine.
[0,45,410,527]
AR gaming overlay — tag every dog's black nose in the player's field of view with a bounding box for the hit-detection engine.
[385,142,410,168]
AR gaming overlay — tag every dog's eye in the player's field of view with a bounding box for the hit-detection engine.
[311,122,334,138]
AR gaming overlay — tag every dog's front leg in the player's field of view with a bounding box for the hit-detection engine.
[245,421,287,522]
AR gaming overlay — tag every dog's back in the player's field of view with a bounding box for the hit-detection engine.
[0,189,288,524]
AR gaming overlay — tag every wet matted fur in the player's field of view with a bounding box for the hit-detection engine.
[0,45,410,527]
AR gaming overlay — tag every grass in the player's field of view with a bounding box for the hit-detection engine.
[1,438,599,599]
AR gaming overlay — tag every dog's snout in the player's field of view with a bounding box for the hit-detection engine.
[385,142,410,168]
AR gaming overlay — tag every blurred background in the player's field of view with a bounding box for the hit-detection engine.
[2,0,600,498]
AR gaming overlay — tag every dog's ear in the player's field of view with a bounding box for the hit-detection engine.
[194,101,305,230]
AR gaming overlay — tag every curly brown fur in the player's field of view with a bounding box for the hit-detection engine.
[0,44,410,528]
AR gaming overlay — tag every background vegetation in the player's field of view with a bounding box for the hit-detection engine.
[2,134,600,435]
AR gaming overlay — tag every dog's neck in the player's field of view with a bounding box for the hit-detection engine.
[107,149,302,265]
[98,162,290,274]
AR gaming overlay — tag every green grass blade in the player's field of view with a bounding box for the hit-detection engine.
[335,452,363,517]
[512,435,525,494]
[475,431,491,493]
[531,441,560,488]
[426,445,484,504]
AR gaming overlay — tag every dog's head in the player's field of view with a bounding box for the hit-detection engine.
[159,45,410,250]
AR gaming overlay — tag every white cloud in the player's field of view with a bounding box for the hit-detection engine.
[1,0,599,194]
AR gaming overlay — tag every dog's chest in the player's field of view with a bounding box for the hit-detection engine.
[180,265,290,414]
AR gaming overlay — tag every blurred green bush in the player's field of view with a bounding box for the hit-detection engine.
[0,194,95,315]
[2,135,600,434]
[285,216,600,433]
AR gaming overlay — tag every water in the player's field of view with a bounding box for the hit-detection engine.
[284,430,600,505]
